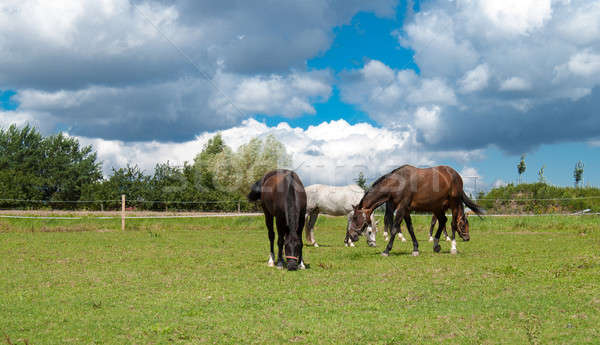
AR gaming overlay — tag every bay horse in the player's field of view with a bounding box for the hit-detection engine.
[347,165,483,256]
[305,184,377,248]
[248,169,307,270]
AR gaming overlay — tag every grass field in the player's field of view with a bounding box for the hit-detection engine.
[1,214,599,344]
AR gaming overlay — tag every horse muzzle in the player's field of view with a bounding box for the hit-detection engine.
[285,256,299,271]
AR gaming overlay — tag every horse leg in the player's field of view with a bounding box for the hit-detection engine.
[443,214,451,241]
[383,202,392,241]
[298,212,306,269]
[345,212,356,247]
[309,211,319,247]
[366,213,377,247]
[265,213,275,267]
[305,210,319,247]
[382,207,406,256]
[432,212,447,253]
[428,215,437,242]
[404,213,419,256]
[275,217,286,268]
[450,206,459,255]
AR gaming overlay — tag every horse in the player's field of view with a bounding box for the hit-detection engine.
[347,165,483,256]
[382,203,450,242]
[304,184,377,247]
[247,169,307,271]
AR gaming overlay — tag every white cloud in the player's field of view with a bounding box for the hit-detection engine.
[339,0,600,154]
[0,0,393,140]
[566,50,600,77]
[499,77,531,91]
[13,70,332,141]
[492,179,508,188]
[413,106,441,144]
[76,118,484,185]
[458,64,490,93]
[478,0,552,35]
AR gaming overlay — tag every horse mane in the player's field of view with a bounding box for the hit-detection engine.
[358,165,410,208]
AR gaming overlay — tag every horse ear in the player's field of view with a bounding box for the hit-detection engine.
[351,204,357,210]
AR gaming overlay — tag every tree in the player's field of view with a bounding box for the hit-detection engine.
[232,134,291,196]
[0,124,102,206]
[355,171,368,191]
[537,165,546,184]
[517,154,526,183]
[574,161,584,187]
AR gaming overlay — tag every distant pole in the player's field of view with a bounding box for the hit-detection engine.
[237,201,241,214]
[121,194,125,231]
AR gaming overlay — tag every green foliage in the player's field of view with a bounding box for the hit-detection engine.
[537,165,546,183]
[0,125,102,208]
[479,182,600,214]
[574,161,584,187]
[355,171,368,191]
[517,154,526,183]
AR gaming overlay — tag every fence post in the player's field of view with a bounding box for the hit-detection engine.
[237,201,241,213]
[121,194,125,231]
[100,202,104,212]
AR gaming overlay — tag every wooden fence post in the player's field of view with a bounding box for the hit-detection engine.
[121,194,125,231]
[237,201,241,213]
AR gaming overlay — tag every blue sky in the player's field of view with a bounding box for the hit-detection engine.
[1,0,599,188]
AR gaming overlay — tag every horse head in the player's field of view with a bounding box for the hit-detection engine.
[284,234,302,270]
[346,204,373,243]
[456,212,470,241]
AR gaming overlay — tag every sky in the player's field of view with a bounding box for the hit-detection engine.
[1,0,600,193]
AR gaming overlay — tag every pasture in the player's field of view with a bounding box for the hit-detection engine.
[1,214,599,344]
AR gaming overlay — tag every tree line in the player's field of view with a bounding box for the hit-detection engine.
[0,125,289,211]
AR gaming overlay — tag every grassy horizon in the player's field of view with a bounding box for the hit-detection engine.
[1,215,599,344]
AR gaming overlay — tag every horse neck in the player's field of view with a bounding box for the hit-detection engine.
[360,185,389,210]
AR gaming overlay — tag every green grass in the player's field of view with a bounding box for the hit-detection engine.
[1,214,599,344]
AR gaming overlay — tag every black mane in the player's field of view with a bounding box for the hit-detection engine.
[358,165,410,208]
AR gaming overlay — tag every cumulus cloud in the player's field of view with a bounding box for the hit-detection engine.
[499,77,532,91]
[13,70,331,141]
[341,0,600,154]
[458,64,490,93]
[0,0,394,140]
[77,118,484,185]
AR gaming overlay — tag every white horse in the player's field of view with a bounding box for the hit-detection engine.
[304,184,377,247]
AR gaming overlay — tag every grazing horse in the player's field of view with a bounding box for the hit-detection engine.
[305,184,377,247]
[247,169,307,271]
[382,203,450,242]
[347,165,483,256]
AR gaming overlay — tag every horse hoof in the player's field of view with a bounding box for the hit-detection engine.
[314,243,319,248]
[412,251,419,257]
[368,242,377,247]
[381,252,389,257]
[299,262,306,270]
[401,238,407,242]
[350,242,355,247]
[428,236,433,242]
[434,245,441,253]
[267,261,275,267]
[446,236,451,242]
[451,248,458,255]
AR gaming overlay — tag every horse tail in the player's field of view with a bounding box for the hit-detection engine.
[247,179,262,201]
[461,191,484,218]
[384,202,394,232]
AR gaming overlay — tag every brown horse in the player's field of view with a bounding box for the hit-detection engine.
[248,169,307,270]
[347,165,483,256]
